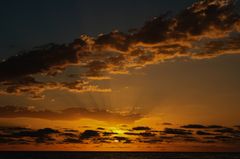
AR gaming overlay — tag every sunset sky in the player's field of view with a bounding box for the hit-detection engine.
[0,0,240,151]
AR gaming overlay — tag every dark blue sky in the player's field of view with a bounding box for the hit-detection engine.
[0,0,196,59]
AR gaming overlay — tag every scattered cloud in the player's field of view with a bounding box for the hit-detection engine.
[0,123,239,146]
[0,105,142,123]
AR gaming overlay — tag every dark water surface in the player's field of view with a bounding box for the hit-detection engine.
[0,152,240,159]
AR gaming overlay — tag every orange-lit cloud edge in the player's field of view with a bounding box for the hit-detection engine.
[0,0,240,99]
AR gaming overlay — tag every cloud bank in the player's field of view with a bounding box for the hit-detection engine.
[0,0,240,98]
[0,123,239,147]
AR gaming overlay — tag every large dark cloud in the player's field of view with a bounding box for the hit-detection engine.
[0,0,240,98]
[0,126,60,145]
[0,105,142,123]
[0,43,81,81]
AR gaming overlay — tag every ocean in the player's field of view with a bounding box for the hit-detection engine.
[0,152,240,159]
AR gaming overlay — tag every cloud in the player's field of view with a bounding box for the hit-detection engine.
[0,0,240,98]
[207,125,225,129]
[60,132,78,138]
[0,123,239,146]
[0,76,111,99]
[35,136,56,144]
[0,105,142,123]
[235,125,240,129]
[11,128,59,138]
[196,130,215,135]
[63,129,79,133]
[214,127,239,133]
[132,126,151,131]
[97,127,105,130]
[182,124,226,129]
[80,130,100,139]
[102,132,118,136]
[163,128,192,135]
[181,124,207,129]
[0,126,60,145]
[124,132,156,137]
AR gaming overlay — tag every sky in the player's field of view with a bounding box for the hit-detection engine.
[0,0,240,151]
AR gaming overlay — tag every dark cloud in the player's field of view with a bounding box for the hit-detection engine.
[132,126,151,131]
[103,132,118,136]
[11,128,59,138]
[0,105,142,123]
[214,135,233,140]
[0,138,30,145]
[138,138,163,144]
[139,132,156,137]
[1,0,240,98]
[0,127,60,145]
[182,136,199,142]
[60,133,78,138]
[0,44,79,81]
[97,127,105,130]
[35,136,56,144]
[181,124,207,129]
[163,128,192,135]
[235,125,240,129]
[124,132,156,137]
[196,130,215,135]
[80,130,100,139]
[0,123,239,146]
[0,137,15,144]
[124,132,139,136]
[0,126,31,133]
[182,124,226,129]
[63,129,79,133]
[214,127,240,134]
[207,125,225,129]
